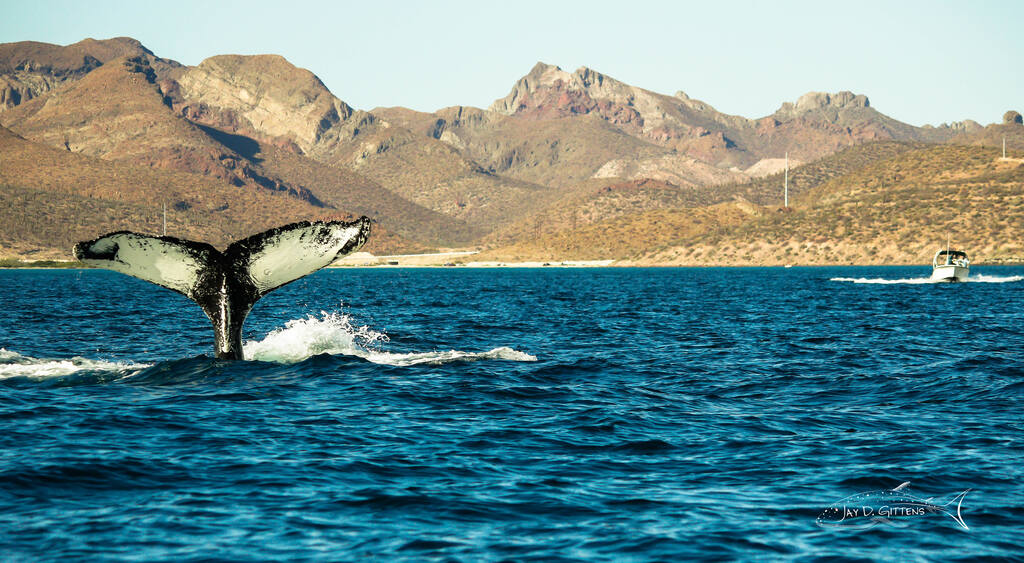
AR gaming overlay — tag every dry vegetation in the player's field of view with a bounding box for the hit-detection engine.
[714,141,929,206]
[3,39,1022,266]
[631,145,1024,265]
[471,143,1024,266]
[250,143,477,248]
[0,127,419,258]
[485,178,723,248]
[476,203,756,262]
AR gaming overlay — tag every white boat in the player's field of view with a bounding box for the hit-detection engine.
[931,248,970,282]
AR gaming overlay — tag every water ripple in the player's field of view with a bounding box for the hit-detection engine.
[0,266,1022,560]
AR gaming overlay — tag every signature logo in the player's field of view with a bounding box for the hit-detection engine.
[816,482,970,530]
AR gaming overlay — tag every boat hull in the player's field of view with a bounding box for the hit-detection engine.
[931,265,969,282]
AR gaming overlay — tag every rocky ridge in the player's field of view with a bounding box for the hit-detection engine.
[1,38,1020,265]
[0,37,178,113]
[167,54,363,156]
[0,55,323,205]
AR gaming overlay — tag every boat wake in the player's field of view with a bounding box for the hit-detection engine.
[243,311,537,366]
[831,274,1024,285]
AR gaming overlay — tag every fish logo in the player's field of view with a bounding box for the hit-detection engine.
[816,482,970,530]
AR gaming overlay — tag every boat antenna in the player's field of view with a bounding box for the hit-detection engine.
[163,202,167,236]
[784,152,789,208]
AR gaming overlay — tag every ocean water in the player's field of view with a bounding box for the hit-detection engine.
[1,266,1022,561]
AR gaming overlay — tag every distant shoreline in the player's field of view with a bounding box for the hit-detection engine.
[327,262,1024,269]
[3,258,1022,270]
[0,259,87,269]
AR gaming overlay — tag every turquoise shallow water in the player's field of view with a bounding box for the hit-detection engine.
[1,266,1023,560]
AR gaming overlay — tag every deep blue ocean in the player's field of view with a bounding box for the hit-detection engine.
[1,266,1023,561]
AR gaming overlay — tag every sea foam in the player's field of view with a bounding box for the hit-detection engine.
[831,274,1024,285]
[243,311,537,366]
[0,348,150,380]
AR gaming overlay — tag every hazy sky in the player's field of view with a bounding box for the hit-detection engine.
[2,0,1021,126]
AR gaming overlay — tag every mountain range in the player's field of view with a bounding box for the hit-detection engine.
[1,37,1021,264]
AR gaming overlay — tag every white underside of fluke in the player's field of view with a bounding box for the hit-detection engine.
[243,224,366,293]
[74,219,371,359]
[79,233,209,298]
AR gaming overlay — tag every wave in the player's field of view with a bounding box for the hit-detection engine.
[244,311,537,366]
[0,348,149,381]
[968,274,1024,283]
[2,312,536,380]
[831,274,1024,285]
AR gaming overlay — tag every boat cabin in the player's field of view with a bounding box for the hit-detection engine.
[933,249,969,268]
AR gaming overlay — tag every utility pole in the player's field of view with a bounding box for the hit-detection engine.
[163,202,167,236]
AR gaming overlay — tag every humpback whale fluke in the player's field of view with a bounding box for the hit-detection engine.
[73,217,371,360]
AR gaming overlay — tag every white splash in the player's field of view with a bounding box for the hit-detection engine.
[0,348,150,380]
[242,311,388,363]
[831,274,1024,285]
[967,274,1024,283]
[359,346,538,367]
[243,311,537,366]
[831,277,936,285]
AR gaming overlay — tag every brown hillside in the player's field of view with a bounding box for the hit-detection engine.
[477,202,757,262]
[376,63,961,207]
[2,56,216,161]
[375,104,745,209]
[0,37,178,113]
[490,62,757,167]
[326,124,555,231]
[485,178,723,248]
[1,55,322,205]
[714,141,929,206]
[949,119,1024,152]
[489,63,962,170]
[435,111,702,188]
[632,145,1024,266]
[0,37,153,74]
[488,142,930,256]
[251,142,481,246]
[166,54,359,156]
[0,126,414,257]
[153,52,552,236]
[378,87,748,191]
[1,37,1015,263]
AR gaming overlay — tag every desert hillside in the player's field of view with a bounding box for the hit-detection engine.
[0,125,420,258]
[1,37,1021,265]
[630,145,1024,266]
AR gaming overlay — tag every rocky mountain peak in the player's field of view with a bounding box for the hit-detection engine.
[527,61,568,82]
[68,36,155,60]
[775,91,871,118]
[923,119,983,133]
[194,54,330,92]
[169,53,354,153]
[806,91,869,109]
[490,62,566,114]
[0,37,153,75]
[0,37,179,115]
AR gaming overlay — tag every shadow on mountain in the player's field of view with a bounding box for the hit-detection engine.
[196,123,262,163]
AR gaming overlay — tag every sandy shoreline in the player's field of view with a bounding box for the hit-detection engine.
[2,251,1021,269]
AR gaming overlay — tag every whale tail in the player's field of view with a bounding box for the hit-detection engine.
[73,217,371,359]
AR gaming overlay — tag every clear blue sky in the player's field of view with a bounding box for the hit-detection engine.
[2,0,1021,126]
